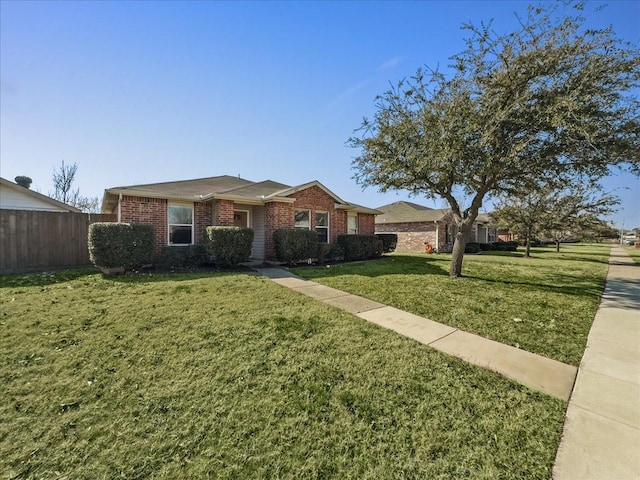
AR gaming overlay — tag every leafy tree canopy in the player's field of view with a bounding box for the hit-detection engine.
[349,1,640,276]
[491,179,619,256]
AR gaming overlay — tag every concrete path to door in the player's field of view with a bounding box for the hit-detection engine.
[255,266,578,400]
[553,246,640,480]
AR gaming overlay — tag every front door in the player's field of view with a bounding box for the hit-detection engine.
[233,211,248,228]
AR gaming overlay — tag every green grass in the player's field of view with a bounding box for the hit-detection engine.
[624,246,640,264]
[292,244,610,366]
[1,269,565,479]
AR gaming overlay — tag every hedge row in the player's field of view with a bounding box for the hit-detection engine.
[204,226,254,267]
[337,234,383,261]
[375,233,397,253]
[272,230,385,264]
[88,223,254,270]
[273,229,319,264]
[465,241,519,253]
[89,223,386,271]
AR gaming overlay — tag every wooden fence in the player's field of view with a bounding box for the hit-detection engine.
[0,210,117,274]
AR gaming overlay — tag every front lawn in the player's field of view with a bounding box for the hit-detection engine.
[624,245,640,264]
[0,270,565,479]
[292,244,610,366]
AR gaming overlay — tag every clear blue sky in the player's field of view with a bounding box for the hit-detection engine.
[1,0,639,228]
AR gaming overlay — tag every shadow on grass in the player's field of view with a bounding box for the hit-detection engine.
[0,269,98,288]
[296,254,607,300]
[0,267,260,288]
[100,268,259,285]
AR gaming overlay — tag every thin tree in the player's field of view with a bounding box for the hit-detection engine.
[51,160,100,213]
[349,2,639,277]
[52,160,80,205]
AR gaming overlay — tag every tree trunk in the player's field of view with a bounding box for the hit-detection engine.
[449,222,474,277]
[525,235,531,257]
[555,240,560,253]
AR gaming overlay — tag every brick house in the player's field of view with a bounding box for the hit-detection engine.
[101,176,380,260]
[374,201,497,253]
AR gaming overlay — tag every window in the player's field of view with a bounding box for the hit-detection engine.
[295,209,310,230]
[316,211,329,243]
[168,204,193,245]
[347,214,358,235]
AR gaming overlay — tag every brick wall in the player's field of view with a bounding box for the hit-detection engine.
[358,213,376,235]
[290,186,339,242]
[194,201,213,243]
[264,201,294,259]
[212,199,234,226]
[376,222,438,252]
[120,195,168,253]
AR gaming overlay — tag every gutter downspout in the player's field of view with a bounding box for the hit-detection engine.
[435,221,439,252]
[117,194,122,223]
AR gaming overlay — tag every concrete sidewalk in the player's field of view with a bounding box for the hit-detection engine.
[256,266,577,400]
[257,248,640,477]
[553,246,640,480]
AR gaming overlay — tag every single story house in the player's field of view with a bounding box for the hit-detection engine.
[0,177,82,213]
[101,175,381,260]
[374,201,497,253]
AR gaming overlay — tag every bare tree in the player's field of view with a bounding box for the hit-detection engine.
[51,160,100,213]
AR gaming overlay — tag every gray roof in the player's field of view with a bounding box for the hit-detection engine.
[218,180,291,199]
[375,200,496,225]
[375,201,450,224]
[106,175,254,201]
[102,176,382,214]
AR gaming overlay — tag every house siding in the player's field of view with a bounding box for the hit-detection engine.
[251,205,266,259]
[0,186,73,212]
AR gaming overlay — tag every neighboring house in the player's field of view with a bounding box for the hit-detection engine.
[101,176,381,260]
[374,201,497,253]
[0,177,82,212]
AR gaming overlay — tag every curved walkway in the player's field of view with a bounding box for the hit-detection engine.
[256,246,640,478]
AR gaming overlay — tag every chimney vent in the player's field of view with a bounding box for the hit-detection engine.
[15,176,33,189]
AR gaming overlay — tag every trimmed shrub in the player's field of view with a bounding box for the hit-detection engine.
[465,243,481,254]
[205,226,254,267]
[315,243,332,265]
[327,243,345,262]
[476,242,493,251]
[337,234,383,261]
[376,233,398,253]
[156,244,209,269]
[491,240,518,252]
[273,229,318,264]
[88,222,154,270]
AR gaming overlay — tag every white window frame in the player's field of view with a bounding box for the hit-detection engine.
[315,211,329,243]
[347,213,358,235]
[168,203,194,246]
[295,209,311,230]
